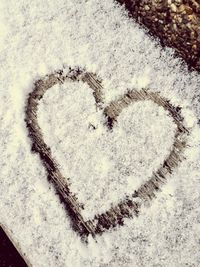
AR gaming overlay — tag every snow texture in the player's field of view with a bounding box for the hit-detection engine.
[37,82,177,220]
[0,0,200,266]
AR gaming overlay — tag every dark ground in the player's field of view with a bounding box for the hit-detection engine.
[0,226,28,267]
[116,0,200,72]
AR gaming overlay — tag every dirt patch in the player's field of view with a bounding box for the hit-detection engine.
[117,0,200,72]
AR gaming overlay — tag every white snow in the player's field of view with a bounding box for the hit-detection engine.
[0,0,200,266]
[37,82,176,220]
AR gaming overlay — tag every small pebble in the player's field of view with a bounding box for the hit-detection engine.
[171,3,177,12]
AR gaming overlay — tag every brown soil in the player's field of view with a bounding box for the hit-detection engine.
[117,0,200,72]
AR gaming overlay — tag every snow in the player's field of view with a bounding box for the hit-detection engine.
[37,82,176,220]
[0,0,200,266]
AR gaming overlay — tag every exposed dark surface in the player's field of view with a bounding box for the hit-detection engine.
[0,226,28,267]
[117,0,200,72]
[25,68,189,238]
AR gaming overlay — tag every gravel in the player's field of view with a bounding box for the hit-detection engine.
[117,0,200,72]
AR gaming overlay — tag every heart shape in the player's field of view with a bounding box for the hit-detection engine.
[25,68,189,238]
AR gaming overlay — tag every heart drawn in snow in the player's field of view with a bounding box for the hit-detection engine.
[25,68,189,239]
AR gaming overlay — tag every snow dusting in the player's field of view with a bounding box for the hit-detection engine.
[0,0,200,266]
[37,81,176,220]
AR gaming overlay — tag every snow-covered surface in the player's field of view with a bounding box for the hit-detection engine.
[37,82,177,220]
[0,0,200,266]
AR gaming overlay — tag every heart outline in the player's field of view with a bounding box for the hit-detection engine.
[25,68,189,238]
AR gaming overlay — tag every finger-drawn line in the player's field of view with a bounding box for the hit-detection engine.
[25,68,189,239]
